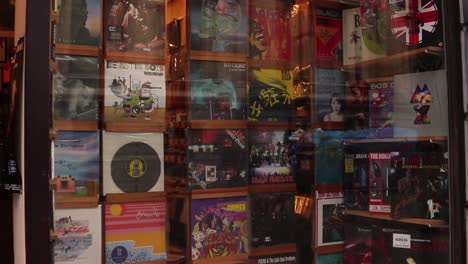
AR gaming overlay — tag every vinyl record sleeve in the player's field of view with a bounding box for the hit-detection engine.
[54,206,102,264]
[315,8,342,62]
[103,132,164,194]
[316,192,345,246]
[314,68,345,125]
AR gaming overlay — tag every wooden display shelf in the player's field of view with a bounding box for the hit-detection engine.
[343,210,448,227]
[106,51,165,65]
[0,30,14,38]
[341,46,444,72]
[247,58,292,69]
[137,260,166,264]
[247,121,296,129]
[167,253,186,264]
[104,121,166,132]
[190,120,247,129]
[315,184,343,193]
[55,195,99,209]
[53,120,99,131]
[316,59,342,69]
[192,254,249,264]
[315,0,352,8]
[248,183,296,193]
[343,136,448,144]
[55,44,100,56]
[191,187,248,199]
[190,51,247,63]
[105,192,166,203]
[249,243,296,257]
[314,244,344,254]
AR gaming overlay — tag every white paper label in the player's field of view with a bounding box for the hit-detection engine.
[393,233,411,249]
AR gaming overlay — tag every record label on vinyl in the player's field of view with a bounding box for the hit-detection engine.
[111,142,161,192]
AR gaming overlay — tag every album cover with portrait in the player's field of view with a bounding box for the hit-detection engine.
[53,55,99,121]
[102,132,164,194]
[190,60,247,120]
[314,68,345,127]
[190,0,248,53]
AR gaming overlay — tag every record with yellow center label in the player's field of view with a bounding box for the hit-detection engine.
[111,142,161,193]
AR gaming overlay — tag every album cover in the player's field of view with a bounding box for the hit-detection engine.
[343,223,372,264]
[316,192,345,246]
[104,61,166,123]
[187,129,248,189]
[54,207,102,264]
[248,0,292,61]
[191,196,248,260]
[53,131,99,198]
[56,0,101,46]
[342,8,362,66]
[369,152,392,215]
[368,79,394,138]
[343,149,369,211]
[315,68,345,125]
[248,68,293,122]
[316,8,342,62]
[393,70,448,137]
[314,130,343,185]
[103,132,164,194]
[250,253,296,264]
[105,0,165,55]
[250,192,295,248]
[249,130,296,185]
[105,201,167,263]
[345,80,369,131]
[317,253,343,264]
[53,55,99,121]
[190,0,248,53]
[390,150,448,220]
[190,61,247,120]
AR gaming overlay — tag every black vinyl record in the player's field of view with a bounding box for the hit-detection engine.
[111,142,161,192]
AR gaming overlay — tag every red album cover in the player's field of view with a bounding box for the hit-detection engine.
[369,152,392,215]
[315,8,342,62]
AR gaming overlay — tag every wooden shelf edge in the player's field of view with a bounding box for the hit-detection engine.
[314,244,344,254]
[189,120,247,129]
[53,120,99,131]
[0,30,14,38]
[192,253,249,264]
[343,136,448,144]
[247,121,296,129]
[191,187,248,199]
[55,44,100,56]
[137,260,167,264]
[105,192,166,203]
[315,184,343,193]
[249,243,296,257]
[54,195,99,209]
[248,183,296,193]
[343,210,448,227]
[104,121,166,133]
[190,51,247,63]
[106,52,166,65]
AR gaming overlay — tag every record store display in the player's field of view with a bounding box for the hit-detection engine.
[103,132,164,194]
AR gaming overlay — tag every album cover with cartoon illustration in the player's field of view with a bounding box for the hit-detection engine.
[187,129,248,190]
[248,68,293,122]
[56,0,101,46]
[314,68,345,126]
[190,0,248,53]
[53,131,99,199]
[190,60,247,120]
[393,70,448,137]
[315,8,342,63]
[249,130,296,185]
[345,80,369,131]
[368,79,394,138]
[105,0,165,55]
[53,55,99,121]
[191,196,248,260]
[250,192,295,248]
[105,201,167,263]
[248,0,292,61]
[102,132,164,194]
[54,207,102,264]
[104,61,166,123]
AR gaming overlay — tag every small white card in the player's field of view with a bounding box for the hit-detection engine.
[393,233,411,249]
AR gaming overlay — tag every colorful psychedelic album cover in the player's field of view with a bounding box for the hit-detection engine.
[53,131,99,199]
[343,223,372,264]
[250,192,295,248]
[249,130,296,185]
[105,0,165,55]
[314,68,345,125]
[248,0,292,61]
[187,129,248,189]
[316,192,345,246]
[54,207,102,264]
[56,0,101,46]
[248,68,293,122]
[393,70,448,137]
[368,78,394,138]
[369,152,392,215]
[315,8,342,62]
[251,253,296,264]
[190,60,247,120]
[191,196,248,260]
[104,61,166,123]
[317,252,343,264]
[190,0,248,53]
[345,80,369,131]
[53,55,99,121]
[314,130,344,185]
[390,149,449,220]
[105,201,167,263]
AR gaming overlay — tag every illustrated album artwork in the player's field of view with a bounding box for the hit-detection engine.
[248,0,292,61]
[315,8,342,62]
[248,68,293,121]
[54,207,102,264]
[191,196,248,260]
[56,0,101,46]
[53,131,99,198]
[103,132,164,194]
[190,0,248,53]
[314,68,345,125]
[106,0,165,55]
[105,61,166,123]
[368,78,394,138]
[316,192,345,247]
[187,129,248,189]
[53,55,99,121]
[105,201,167,263]
[249,129,296,185]
[190,60,247,120]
